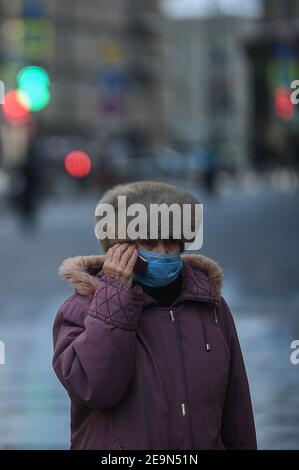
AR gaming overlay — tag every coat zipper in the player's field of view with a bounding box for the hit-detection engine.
[214,306,218,324]
[169,309,175,322]
[169,308,194,448]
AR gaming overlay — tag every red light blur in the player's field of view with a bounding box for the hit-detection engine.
[274,86,294,121]
[2,90,30,125]
[64,151,92,178]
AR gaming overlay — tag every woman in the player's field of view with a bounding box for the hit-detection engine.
[52,181,257,450]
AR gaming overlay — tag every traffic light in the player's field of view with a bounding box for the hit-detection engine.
[64,151,92,178]
[2,89,31,124]
[17,66,51,111]
[274,86,294,121]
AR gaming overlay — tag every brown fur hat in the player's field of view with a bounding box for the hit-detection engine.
[95,180,201,253]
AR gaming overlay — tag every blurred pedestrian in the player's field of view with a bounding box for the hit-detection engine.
[201,144,218,195]
[10,122,44,231]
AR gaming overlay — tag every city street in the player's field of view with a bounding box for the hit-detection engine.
[0,181,298,449]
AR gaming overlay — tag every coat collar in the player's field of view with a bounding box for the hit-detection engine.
[59,253,223,305]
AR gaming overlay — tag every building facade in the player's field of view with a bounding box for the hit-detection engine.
[0,0,163,151]
[162,14,258,170]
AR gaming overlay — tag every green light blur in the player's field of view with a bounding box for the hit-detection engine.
[17,66,50,87]
[16,66,51,111]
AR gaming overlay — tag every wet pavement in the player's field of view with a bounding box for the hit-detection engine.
[0,182,299,449]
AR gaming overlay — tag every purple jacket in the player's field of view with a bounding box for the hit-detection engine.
[53,253,257,450]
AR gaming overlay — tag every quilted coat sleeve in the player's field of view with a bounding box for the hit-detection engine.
[52,275,144,411]
[220,296,257,450]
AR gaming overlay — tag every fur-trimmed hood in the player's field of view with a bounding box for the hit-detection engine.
[59,253,223,303]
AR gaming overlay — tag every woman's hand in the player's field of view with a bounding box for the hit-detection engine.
[102,242,139,287]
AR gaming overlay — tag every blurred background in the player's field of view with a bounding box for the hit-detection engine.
[0,0,299,450]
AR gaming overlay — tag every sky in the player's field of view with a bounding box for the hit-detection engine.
[161,0,263,18]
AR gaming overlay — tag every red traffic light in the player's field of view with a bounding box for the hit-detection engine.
[64,151,92,178]
[274,86,294,121]
[2,90,30,125]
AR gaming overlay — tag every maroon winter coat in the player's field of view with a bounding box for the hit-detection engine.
[52,253,257,450]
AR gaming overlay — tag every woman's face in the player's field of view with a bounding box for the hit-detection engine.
[135,239,181,254]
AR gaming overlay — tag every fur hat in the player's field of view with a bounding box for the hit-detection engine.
[95,180,201,253]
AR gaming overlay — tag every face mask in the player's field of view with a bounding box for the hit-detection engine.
[133,248,183,287]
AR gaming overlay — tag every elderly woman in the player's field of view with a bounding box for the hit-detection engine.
[52,181,256,450]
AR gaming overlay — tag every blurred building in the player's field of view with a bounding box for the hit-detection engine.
[246,0,299,170]
[0,0,164,165]
[125,0,164,156]
[162,13,258,171]
[264,0,299,20]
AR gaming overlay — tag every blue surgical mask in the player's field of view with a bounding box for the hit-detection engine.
[133,248,183,287]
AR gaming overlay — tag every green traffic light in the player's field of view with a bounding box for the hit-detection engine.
[18,81,51,111]
[17,66,50,88]
[16,65,51,111]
